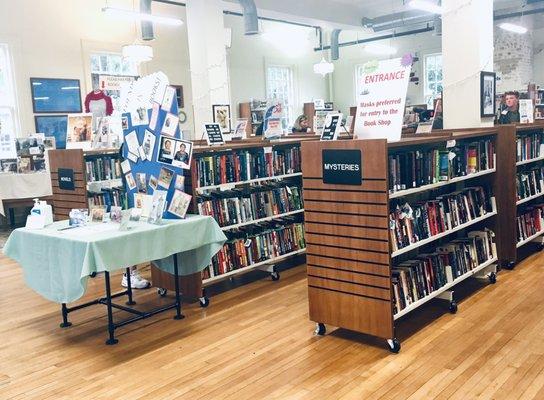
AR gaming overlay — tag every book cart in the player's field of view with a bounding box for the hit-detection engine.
[48,148,125,221]
[151,137,315,303]
[502,123,544,267]
[301,128,504,353]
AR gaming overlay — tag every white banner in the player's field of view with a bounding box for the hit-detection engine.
[354,58,411,142]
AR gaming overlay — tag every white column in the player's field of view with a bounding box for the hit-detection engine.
[186,0,230,139]
[442,0,494,129]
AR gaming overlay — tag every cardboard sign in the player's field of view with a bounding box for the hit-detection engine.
[204,124,224,145]
[58,168,75,190]
[320,113,343,141]
[322,149,362,185]
[354,58,411,142]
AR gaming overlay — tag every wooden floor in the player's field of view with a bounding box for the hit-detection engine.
[1,252,544,400]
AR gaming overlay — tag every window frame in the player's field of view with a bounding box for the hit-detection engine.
[0,42,20,144]
[424,53,443,109]
[265,64,296,127]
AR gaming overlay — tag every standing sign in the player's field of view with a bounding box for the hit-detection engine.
[204,123,225,145]
[58,168,75,190]
[519,99,535,124]
[320,113,343,141]
[322,149,362,185]
[354,58,411,142]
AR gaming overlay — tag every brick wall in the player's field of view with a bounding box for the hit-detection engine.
[494,29,533,92]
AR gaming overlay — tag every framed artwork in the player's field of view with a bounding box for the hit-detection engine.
[30,77,82,113]
[34,115,68,149]
[212,104,231,133]
[172,85,184,109]
[480,72,496,118]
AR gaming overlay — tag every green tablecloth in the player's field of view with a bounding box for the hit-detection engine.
[2,215,226,303]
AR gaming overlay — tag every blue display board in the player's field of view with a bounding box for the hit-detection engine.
[30,78,82,113]
[34,115,68,149]
[121,94,193,220]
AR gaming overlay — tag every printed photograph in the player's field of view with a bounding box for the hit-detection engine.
[172,139,193,169]
[161,112,179,137]
[131,106,149,126]
[158,166,174,188]
[125,172,137,190]
[136,173,147,193]
[90,206,106,223]
[212,104,232,133]
[168,189,192,218]
[157,136,174,164]
[110,206,122,223]
[43,136,56,149]
[174,175,185,191]
[161,86,176,111]
[121,115,129,131]
[148,190,168,224]
[142,130,156,161]
[66,114,93,147]
[149,175,158,191]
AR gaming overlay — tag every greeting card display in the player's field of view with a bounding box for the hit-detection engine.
[121,72,193,220]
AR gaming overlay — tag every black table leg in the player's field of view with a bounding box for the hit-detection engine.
[125,267,135,306]
[104,271,118,345]
[60,303,72,328]
[8,208,15,228]
[173,254,184,320]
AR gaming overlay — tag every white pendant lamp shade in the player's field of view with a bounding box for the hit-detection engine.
[313,57,334,77]
[122,44,154,63]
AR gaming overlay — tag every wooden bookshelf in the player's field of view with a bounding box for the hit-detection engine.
[301,130,502,352]
[48,148,123,221]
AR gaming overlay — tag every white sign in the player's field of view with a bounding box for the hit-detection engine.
[354,58,411,142]
[264,118,283,138]
[99,75,135,92]
[229,119,248,141]
[519,99,534,124]
[120,71,169,113]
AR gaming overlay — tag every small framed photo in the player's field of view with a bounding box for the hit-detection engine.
[161,86,176,111]
[90,206,107,223]
[212,104,232,133]
[480,71,496,117]
[125,172,137,190]
[161,112,179,137]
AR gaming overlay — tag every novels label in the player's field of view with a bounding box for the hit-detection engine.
[58,168,75,190]
[322,149,362,185]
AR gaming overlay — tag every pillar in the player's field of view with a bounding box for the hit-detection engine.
[186,0,230,139]
[442,0,494,129]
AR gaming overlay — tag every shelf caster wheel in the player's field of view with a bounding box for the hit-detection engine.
[387,338,401,353]
[199,296,210,308]
[89,272,97,278]
[488,272,497,284]
[449,301,458,314]
[315,323,326,336]
[157,288,167,297]
[505,261,515,270]
[270,271,280,281]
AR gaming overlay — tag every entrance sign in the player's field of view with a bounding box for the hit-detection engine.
[354,58,411,142]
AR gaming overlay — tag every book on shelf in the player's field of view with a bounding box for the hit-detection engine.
[88,187,127,210]
[516,167,544,201]
[85,156,122,182]
[195,146,301,188]
[392,229,496,314]
[389,186,493,252]
[517,204,544,242]
[388,138,495,193]
[516,130,544,162]
[202,221,306,280]
[197,184,303,227]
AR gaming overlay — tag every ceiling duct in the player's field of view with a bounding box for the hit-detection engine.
[331,29,342,60]
[362,10,435,32]
[140,0,154,40]
[237,0,259,35]
[433,15,442,36]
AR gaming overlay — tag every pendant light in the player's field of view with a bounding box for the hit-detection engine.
[313,29,334,77]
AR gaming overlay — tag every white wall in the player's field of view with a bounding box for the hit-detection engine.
[0,0,192,137]
[226,15,329,121]
[330,30,441,115]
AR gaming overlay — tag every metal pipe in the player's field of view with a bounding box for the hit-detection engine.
[494,7,544,20]
[140,0,154,41]
[314,26,434,51]
[331,29,342,60]
[237,0,259,35]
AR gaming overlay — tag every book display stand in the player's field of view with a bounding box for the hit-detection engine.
[301,129,504,353]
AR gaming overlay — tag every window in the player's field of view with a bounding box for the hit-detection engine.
[424,53,443,108]
[266,65,295,127]
[0,43,18,158]
[90,53,139,113]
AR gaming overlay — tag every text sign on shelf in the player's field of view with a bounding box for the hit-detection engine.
[322,149,362,185]
[354,58,411,142]
[204,123,224,146]
[58,168,75,191]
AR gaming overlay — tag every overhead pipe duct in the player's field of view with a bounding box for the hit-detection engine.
[140,0,154,41]
[362,10,436,32]
[331,29,342,60]
[237,0,259,35]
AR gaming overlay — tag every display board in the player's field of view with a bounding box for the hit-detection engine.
[121,72,192,220]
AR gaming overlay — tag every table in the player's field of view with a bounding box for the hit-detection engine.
[0,172,52,217]
[3,215,227,344]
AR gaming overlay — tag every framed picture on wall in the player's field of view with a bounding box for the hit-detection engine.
[480,71,496,117]
[30,78,82,113]
[172,85,184,109]
[212,104,232,133]
[34,115,68,149]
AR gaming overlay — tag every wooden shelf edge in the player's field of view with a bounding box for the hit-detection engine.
[196,172,303,193]
[516,229,544,248]
[220,209,304,231]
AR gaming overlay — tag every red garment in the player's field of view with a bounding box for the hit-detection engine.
[84,90,113,116]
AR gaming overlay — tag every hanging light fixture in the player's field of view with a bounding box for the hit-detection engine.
[313,30,334,77]
[122,43,154,63]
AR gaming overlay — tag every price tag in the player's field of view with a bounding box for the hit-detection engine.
[446,140,456,148]
[264,146,272,154]
[448,151,456,161]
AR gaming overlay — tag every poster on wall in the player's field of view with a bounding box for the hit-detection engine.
[519,99,535,124]
[353,57,411,142]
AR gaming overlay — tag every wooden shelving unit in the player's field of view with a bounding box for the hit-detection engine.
[301,129,503,353]
[48,148,123,220]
